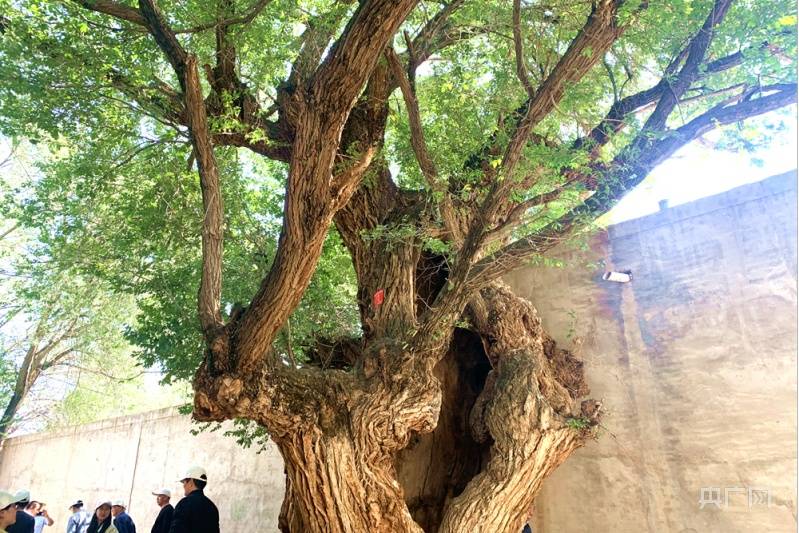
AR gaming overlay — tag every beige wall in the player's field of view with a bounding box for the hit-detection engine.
[0,408,285,532]
[0,173,795,532]
[506,172,797,532]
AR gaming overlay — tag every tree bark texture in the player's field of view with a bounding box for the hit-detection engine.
[72,0,797,531]
[268,283,598,533]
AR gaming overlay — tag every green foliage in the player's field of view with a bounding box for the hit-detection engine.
[565,416,591,430]
[47,347,190,429]
[191,417,270,452]
[0,139,190,430]
[0,0,794,427]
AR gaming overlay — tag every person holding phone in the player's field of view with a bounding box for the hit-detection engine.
[23,502,52,533]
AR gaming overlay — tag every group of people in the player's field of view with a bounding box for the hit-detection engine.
[0,466,219,533]
[0,492,53,533]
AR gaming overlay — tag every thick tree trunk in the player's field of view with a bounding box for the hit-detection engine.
[265,283,598,533]
[393,283,598,532]
[277,429,422,532]
[394,329,492,531]
[273,342,442,533]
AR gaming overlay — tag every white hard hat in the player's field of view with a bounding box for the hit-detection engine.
[0,490,21,509]
[179,466,208,482]
[151,488,171,497]
[94,499,112,511]
[14,490,30,504]
[111,499,126,508]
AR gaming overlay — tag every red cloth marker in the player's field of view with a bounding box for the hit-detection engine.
[373,289,385,307]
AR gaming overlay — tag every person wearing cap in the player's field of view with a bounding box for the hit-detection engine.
[148,490,172,533]
[6,491,33,533]
[0,490,20,532]
[23,502,52,533]
[168,466,218,533]
[86,501,117,533]
[109,502,133,533]
[66,501,91,533]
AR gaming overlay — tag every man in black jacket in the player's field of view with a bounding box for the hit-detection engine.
[6,490,33,533]
[169,466,219,533]
[149,489,173,533]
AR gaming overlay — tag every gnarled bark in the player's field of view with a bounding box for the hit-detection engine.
[394,284,598,533]
[66,1,797,531]
[266,286,598,533]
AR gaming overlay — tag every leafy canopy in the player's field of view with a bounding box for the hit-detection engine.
[0,0,795,383]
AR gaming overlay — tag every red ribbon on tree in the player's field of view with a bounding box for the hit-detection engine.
[372,288,385,307]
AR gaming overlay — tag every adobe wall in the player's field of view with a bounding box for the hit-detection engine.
[0,407,285,532]
[505,171,797,532]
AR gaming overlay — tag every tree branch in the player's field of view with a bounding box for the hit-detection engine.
[137,0,226,352]
[406,0,467,71]
[138,0,189,89]
[385,48,461,242]
[502,0,630,177]
[186,55,226,348]
[74,0,273,33]
[469,82,797,283]
[385,48,438,185]
[640,0,733,133]
[74,0,146,26]
[309,0,419,109]
[231,0,421,375]
[330,145,378,211]
[512,0,534,98]
[621,83,798,185]
[186,0,272,33]
[576,0,747,155]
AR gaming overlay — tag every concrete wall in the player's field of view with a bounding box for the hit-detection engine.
[0,408,285,532]
[506,171,797,532]
[0,172,795,532]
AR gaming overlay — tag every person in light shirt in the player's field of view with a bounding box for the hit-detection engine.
[23,502,52,533]
[66,500,90,533]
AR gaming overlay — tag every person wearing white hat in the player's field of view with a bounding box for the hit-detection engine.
[86,501,117,533]
[6,490,33,533]
[148,489,172,533]
[66,500,91,533]
[109,501,134,533]
[168,466,218,533]
[0,490,21,532]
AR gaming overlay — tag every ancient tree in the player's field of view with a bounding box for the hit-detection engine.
[1,0,795,530]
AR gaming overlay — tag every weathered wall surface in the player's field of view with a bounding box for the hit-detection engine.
[0,172,795,532]
[0,407,285,532]
[506,171,797,532]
